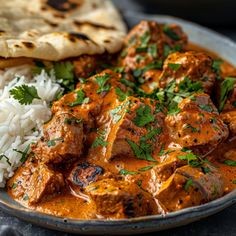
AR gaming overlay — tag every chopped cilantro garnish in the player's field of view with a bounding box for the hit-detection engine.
[232,180,236,184]
[47,138,64,147]
[202,166,211,174]
[23,194,29,201]
[10,85,40,105]
[224,160,236,166]
[219,77,236,112]
[184,124,200,133]
[69,89,90,107]
[13,144,30,163]
[140,31,151,47]
[168,63,181,71]
[132,105,154,127]
[148,44,158,58]
[138,164,156,172]
[95,73,111,94]
[199,104,214,112]
[64,117,82,125]
[110,100,130,123]
[177,152,199,166]
[119,169,139,175]
[212,59,223,74]
[184,178,193,192]
[92,130,108,148]
[163,25,180,41]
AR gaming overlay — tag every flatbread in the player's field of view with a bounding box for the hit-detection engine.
[0,0,127,61]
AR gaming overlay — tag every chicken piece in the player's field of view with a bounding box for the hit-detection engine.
[156,164,224,212]
[26,164,65,204]
[85,178,158,218]
[165,93,228,154]
[32,113,84,165]
[104,97,166,161]
[68,163,103,188]
[119,21,187,92]
[52,70,130,130]
[158,51,216,94]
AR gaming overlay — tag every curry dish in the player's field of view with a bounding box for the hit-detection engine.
[7,21,236,219]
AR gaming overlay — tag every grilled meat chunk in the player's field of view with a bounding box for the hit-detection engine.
[32,113,84,165]
[68,163,103,188]
[85,178,158,218]
[156,164,224,212]
[165,93,228,154]
[104,97,166,161]
[158,51,216,94]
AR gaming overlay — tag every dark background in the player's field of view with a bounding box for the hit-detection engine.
[1,1,236,235]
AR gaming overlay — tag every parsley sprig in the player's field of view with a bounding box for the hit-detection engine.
[95,73,111,94]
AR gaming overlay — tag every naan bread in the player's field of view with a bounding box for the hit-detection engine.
[0,0,127,61]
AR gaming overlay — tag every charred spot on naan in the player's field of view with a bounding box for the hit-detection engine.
[22,42,35,49]
[45,0,84,12]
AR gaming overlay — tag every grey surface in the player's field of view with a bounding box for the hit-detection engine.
[1,1,236,236]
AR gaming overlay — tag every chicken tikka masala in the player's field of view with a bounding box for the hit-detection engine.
[7,21,236,219]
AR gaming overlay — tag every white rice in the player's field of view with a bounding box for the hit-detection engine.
[0,65,62,187]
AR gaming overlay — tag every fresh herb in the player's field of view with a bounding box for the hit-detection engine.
[224,159,236,166]
[177,152,199,166]
[202,166,211,174]
[10,85,40,105]
[95,73,111,94]
[232,180,236,184]
[143,61,163,72]
[32,60,46,75]
[140,31,151,47]
[47,138,64,147]
[54,62,75,92]
[110,100,130,123]
[168,63,181,71]
[0,154,11,166]
[212,59,223,74]
[138,164,156,172]
[126,128,161,162]
[219,77,236,112]
[148,44,158,58]
[92,130,108,148]
[64,117,82,125]
[132,105,154,127]
[69,89,90,107]
[23,194,29,201]
[115,87,128,101]
[184,124,200,133]
[163,25,180,41]
[121,50,128,58]
[199,104,214,112]
[184,179,193,192]
[119,169,139,175]
[136,47,148,53]
[13,144,30,163]
[11,183,18,189]
[163,44,182,57]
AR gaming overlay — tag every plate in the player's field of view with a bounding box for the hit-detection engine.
[0,13,236,235]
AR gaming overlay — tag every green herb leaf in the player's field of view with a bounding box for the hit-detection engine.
[148,44,158,58]
[202,166,211,174]
[199,104,214,112]
[47,138,64,147]
[140,31,151,47]
[11,183,18,189]
[92,130,108,148]
[64,117,82,125]
[232,180,236,184]
[119,169,139,175]
[184,178,193,192]
[69,89,90,107]
[132,105,155,127]
[115,87,128,101]
[138,164,156,172]
[23,194,29,201]
[178,153,199,166]
[224,159,236,166]
[163,26,180,41]
[184,124,200,133]
[219,77,236,112]
[13,144,30,163]
[212,59,223,74]
[10,85,40,105]
[168,63,181,71]
[95,73,111,94]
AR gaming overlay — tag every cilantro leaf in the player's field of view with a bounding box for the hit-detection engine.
[199,104,214,112]
[92,130,108,148]
[168,63,181,71]
[184,178,193,192]
[212,59,223,74]
[232,180,236,184]
[119,169,139,175]
[115,87,128,101]
[163,25,180,41]
[69,89,90,107]
[47,138,64,147]
[95,73,111,94]
[219,77,236,112]
[224,159,236,166]
[148,44,158,59]
[132,105,154,127]
[13,144,30,163]
[10,85,40,105]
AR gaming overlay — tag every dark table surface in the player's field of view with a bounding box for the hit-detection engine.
[1,1,236,235]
